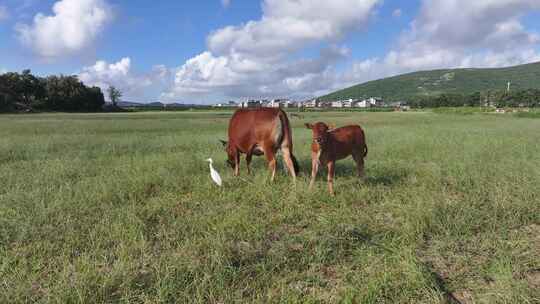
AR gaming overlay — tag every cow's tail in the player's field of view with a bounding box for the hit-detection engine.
[363,143,368,158]
[278,109,300,175]
[362,128,368,157]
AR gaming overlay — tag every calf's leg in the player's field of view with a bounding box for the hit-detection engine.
[309,152,319,190]
[352,149,365,180]
[327,161,335,195]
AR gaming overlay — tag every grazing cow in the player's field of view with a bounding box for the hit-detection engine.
[305,122,367,195]
[221,108,299,181]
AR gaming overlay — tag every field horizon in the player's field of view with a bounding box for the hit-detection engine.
[1,110,539,303]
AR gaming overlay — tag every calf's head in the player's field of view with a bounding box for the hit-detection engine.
[305,122,334,147]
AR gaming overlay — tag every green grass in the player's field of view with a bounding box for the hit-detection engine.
[320,61,540,101]
[1,111,539,303]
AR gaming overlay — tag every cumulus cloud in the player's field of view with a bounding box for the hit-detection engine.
[339,0,540,89]
[0,5,9,21]
[65,0,540,103]
[392,0,540,68]
[15,0,113,59]
[165,0,540,101]
[79,58,170,101]
[163,0,380,100]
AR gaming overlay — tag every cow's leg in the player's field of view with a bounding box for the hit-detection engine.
[246,151,253,175]
[264,145,277,181]
[352,149,365,180]
[309,153,319,190]
[327,160,335,196]
[234,150,241,176]
[281,146,297,182]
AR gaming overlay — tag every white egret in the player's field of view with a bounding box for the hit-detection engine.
[206,158,222,186]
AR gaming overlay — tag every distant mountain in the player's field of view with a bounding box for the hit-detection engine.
[116,101,145,107]
[320,61,540,101]
[147,102,164,107]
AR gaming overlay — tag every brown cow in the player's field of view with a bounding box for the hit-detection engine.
[221,108,299,181]
[305,122,367,195]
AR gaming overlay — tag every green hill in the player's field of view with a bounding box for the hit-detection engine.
[320,61,540,101]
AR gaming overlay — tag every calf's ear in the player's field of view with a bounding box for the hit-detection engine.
[305,123,313,129]
[219,139,228,147]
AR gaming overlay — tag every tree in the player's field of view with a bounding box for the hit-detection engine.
[0,70,44,111]
[0,70,106,113]
[107,86,122,107]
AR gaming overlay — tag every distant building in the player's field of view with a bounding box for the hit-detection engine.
[318,101,332,108]
[343,98,360,107]
[213,100,238,107]
[331,101,344,108]
[259,99,270,107]
[304,99,319,108]
[356,100,371,108]
[238,99,263,108]
[369,97,384,107]
[265,98,291,108]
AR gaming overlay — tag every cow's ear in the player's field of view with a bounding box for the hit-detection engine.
[305,123,313,129]
[219,139,228,147]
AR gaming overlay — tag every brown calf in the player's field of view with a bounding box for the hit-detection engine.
[305,122,367,195]
[222,108,299,181]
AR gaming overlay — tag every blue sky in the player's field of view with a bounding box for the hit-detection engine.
[1,0,539,103]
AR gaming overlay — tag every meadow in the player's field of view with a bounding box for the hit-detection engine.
[0,110,539,303]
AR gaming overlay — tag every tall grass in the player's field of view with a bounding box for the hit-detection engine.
[1,111,539,303]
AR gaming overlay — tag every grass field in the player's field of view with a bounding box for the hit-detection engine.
[1,111,539,303]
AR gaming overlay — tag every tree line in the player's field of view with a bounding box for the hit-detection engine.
[407,89,540,108]
[0,70,106,113]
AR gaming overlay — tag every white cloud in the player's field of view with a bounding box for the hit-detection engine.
[15,0,113,59]
[0,5,9,21]
[221,0,231,8]
[336,0,540,90]
[65,0,540,103]
[166,0,540,101]
[408,0,540,52]
[79,58,170,101]
[392,9,401,18]
[163,0,380,100]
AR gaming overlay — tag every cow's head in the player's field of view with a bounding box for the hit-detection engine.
[305,122,334,148]
[220,139,235,168]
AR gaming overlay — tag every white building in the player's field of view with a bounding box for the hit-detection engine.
[214,101,238,107]
[239,99,264,108]
[343,98,359,107]
[368,97,384,107]
[331,101,344,108]
[266,98,291,108]
[304,99,319,108]
[356,100,371,108]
